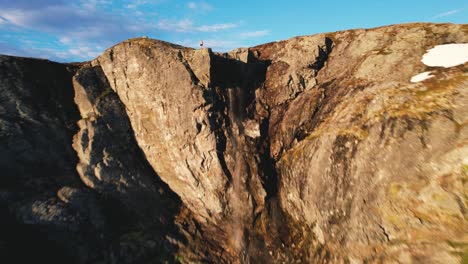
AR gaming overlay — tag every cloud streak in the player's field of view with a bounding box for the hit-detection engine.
[240,30,270,38]
[0,4,143,42]
[0,0,65,9]
[0,39,99,61]
[432,9,461,19]
[0,0,157,61]
[187,1,213,11]
[157,19,238,32]
[0,0,246,61]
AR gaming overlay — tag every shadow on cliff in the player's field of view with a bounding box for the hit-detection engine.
[0,56,84,263]
[71,65,188,263]
[206,43,338,262]
[209,52,276,194]
[206,51,302,262]
[0,57,186,263]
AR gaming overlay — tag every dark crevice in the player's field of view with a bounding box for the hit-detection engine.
[177,51,202,86]
[208,52,270,184]
[208,51,290,261]
[258,116,279,199]
[202,84,233,184]
[208,50,284,224]
[312,37,334,73]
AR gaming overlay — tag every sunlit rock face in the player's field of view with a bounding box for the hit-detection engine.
[1,23,467,263]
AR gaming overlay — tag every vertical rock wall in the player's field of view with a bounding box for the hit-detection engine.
[0,23,467,263]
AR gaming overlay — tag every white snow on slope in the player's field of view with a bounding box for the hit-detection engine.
[421,43,468,68]
[410,43,468,83]
[410,71,434,83]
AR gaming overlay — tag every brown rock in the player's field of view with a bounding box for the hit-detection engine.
[1,23,467,264]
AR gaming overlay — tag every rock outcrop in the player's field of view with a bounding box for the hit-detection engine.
[1,23,467,263]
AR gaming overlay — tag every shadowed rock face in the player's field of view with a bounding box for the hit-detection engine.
[1,23,467,263]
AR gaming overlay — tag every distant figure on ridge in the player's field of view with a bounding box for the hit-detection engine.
[199,40,204,48]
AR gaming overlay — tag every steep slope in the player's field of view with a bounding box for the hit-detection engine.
[251,23,468,263]
[0,23,467,263]
[0,58,184,263]
[0,56,85,262]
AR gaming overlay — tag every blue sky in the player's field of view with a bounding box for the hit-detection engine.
[0,0,466,62]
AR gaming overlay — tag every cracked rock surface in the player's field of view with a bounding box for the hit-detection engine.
[1,23,467,263]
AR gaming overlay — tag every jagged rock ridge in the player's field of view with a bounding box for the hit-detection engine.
[0,23,467,263]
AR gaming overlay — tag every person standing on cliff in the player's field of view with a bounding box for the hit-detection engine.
[199,40,204,48]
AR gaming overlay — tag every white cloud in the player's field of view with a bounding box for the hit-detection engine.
[0,0,237,61]
[0,4,151,44]
[0,41,33,57]
[0,2,157,61]
[240,30,270,38]
[80,0,100,11]
[203,39,238,50]
[196,23,237,32]
[157,19,192,32]
[124,0,157,9]
[0,0,65,9]
[187,1,213,11]
[187,2,197,9]
[0,39,100,61]
[67,45,101,58]
[432,9,461,19]
[0,6,110,31]
[0,9,30,27]
[59,36,72,44]
[157,19,238,32]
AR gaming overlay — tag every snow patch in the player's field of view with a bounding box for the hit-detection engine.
[411,71,434,83]
[421,43,468,68]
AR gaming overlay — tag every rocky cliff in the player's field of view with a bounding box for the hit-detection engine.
[1,23,467,263]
